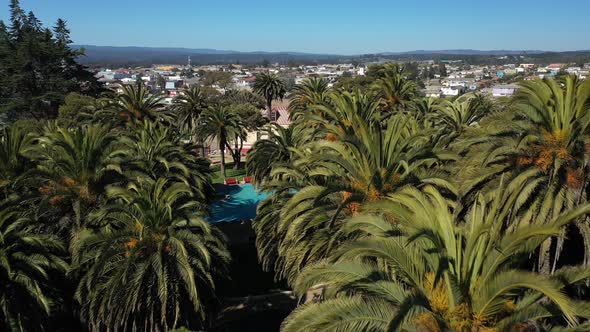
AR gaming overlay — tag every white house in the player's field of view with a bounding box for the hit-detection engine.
[294,76,307,85]
[492,84,519,97]
[423,86,442,98]
[441,87,462,97]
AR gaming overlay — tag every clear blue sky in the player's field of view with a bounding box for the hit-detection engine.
[3,0,590,54]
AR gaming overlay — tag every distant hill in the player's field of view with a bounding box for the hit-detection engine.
[72,45,590,67]
[377,49,546,56]
[73,45,342,66]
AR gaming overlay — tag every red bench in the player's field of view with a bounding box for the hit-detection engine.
[243,176,252,184]
[224,178,238,185]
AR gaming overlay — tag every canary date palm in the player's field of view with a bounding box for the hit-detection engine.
[453,76,590,271]
[253,72,287,118]
[107,83,168,123]
[0,205,67,331]
[73,178,229,331]
[282,186,590,332]
[252,92,451,284]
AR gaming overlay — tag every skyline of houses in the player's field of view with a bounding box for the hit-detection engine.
[94,59,590,104]
[422,62,590,98]
[91,59,590,158]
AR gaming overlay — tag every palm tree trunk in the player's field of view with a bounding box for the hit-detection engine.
[577,219,590,266]
[231,134,244,170]
[220,134,226,178]
[539,238,552,274]
[267,97,273,119]
[552,230,565,273]
[238,137,244,169]
[74,199,81,228]
[200,138,206,157]
[226,142,238,170]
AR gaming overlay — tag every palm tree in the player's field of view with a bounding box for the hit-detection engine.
[253,92,451,284]
[311,90,382,138]
[0,205,67,331]
[198,106,242,178]
[409,96,439,124]
[282,186,590,331]
[73,177,230,331]
[34,123,118,236]
[107,83,167,123]
[117,120,213,206]
[431,92,492,145]
[174,85,209,131]
[288,77,330,122]
[173,85,209,155]
[453,76,590,272]
[253,72,286,118]
[246,123,303,185]
[371,65,418,113]
[0,124,35,199]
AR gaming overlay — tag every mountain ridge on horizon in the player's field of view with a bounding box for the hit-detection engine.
[73,44,334,56]
[74,44,562,56]
[72,44,590,66]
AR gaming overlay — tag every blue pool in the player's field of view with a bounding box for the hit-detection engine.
[207,184,269,223]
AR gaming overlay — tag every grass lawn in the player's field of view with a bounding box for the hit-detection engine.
[211,162,247,184]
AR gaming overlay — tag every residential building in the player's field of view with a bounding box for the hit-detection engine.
[441,87,462,97]
[492,84,519,97]
[423,86,442,98]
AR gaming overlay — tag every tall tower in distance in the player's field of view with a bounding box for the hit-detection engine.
[187,56,192,68]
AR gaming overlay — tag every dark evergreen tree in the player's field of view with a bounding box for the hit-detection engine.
[0,0,102,122]
[53,18,71,45]
[438,62,448,77]
[26,11,42,31]
[8,0,25,40]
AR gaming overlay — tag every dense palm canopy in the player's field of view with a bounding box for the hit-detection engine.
[0,124,35,198]
[33,123,119,235]
[3,19,590,331]
[117,120,212,203]
[0,204,67,331]
[451,76,590,272]
[73,177,229,331]
[244,74,590,331]
[107,83,168,123]
[410,96,439,124]
[251,91,453,284]
[0,3,239,330]
[282,186,590,331]
[288,77,331,123]
[0,111,227,332]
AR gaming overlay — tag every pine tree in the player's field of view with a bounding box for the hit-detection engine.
[8,0,24,40]
[0,1,102,121]
[53,18,71,45]
[26,11,41,31]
